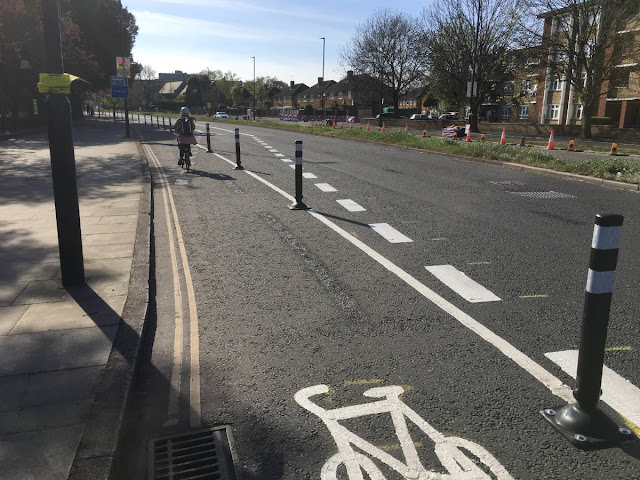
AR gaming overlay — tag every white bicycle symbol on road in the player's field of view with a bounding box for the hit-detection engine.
[295,384,514,480]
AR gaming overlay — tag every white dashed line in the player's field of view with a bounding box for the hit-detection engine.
[264,145,273,148]
[315,183,337,192]
[337,199,366,212]
[425,265,501,303]
[302,172,317,178]
[368,223,413,243]
[274,153,285,157]
[546,350,640,429]
[269,149,279,153]
[289,165,296,169]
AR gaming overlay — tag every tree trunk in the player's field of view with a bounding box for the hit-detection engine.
[581,112,592,140]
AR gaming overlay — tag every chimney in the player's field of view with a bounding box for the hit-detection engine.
[290,80,295,87]
[347,70,354,78]
[318,76,324,86]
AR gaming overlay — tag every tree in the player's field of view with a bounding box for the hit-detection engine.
[525,0,640,138]
[422,0,530,132]
[341,9,428,119]
[185,74,211,108]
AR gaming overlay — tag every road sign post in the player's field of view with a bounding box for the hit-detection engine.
[40,0,84,286]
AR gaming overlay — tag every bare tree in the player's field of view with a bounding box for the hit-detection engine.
[341,9,428,120]
[525,0,640,138]
[423,0,530,132]
[134,64,157,109]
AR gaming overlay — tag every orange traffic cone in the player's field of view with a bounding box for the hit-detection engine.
[466,130,472,142]
[366,121,370,131]
[315,121,318,127]
[500,128,506,145]
[405,123,409,134]
[360,124,362,130]
[350,122,352,129]
[547,130,555,150]
[610,143,618,156]
[333,122,336,129]
[453,131,458,140]
[568,139,575,151]
[382,122,386,132]
[423,130,426,138]
[480,134,485,143]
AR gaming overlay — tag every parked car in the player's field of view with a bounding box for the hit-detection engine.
[215,112,229,119]
[409,114,427,120]
[347,116,360,123]
[442,126,465,138]
[438,113,458,120]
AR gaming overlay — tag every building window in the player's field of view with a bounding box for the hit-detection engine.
[348,90,352,99]
[547,104,560,119]
[572,104,583,119]
[338,91,343,99]
[310,94,314,101]
[581,72,587,87]
[503,82,514,95]
[613,68,630,88]
[330,93,334,100]
[518,105,529,119]
[303,95,307,103]
[522,79,532,91]
[550,76,561,91]
[501,106,511,120]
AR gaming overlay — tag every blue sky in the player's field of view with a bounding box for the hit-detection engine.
[126,0,428,86]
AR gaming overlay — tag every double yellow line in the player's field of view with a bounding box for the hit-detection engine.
[139,133,202,428]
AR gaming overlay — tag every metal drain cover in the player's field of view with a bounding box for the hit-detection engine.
[149,426,237,480]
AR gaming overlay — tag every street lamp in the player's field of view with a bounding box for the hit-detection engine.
[320,37,325,120]
[251,56,256,119]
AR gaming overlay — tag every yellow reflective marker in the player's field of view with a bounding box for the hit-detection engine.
[468,261,490,265]
[605,346,632,352]
[37,73,71,94]
[429,237,447,241]
[520,295,548,298]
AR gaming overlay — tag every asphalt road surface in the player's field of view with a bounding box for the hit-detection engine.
[114,119,640,479]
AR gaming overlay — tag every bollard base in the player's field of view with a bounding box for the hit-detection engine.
[207,149,212,153]
[541,403,633,448]
[233,164,244,170]
[289,200,309,210]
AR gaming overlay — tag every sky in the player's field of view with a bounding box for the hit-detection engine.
[125,0,428,86]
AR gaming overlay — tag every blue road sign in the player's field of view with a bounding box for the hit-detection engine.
[110,75,129,98]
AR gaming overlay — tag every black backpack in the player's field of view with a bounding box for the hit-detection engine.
[178,117,193,135]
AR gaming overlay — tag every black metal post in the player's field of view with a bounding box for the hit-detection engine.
[169,117,172,132]
[206,123,212,152]
[162,116,166,130]
[41,0,84,286]
[156,116,159,128]
[234,128,243,170]
[289,140,308,210]
[144,114,147,125]
[113,104,116,123]
[542,213,632,447]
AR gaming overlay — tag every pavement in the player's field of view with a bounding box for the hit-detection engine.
[0,118,151,480]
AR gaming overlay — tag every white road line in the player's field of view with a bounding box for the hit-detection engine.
[315,183,337,192]
[290,164,296,169]
[269,149,279,153]
[303,172,317,178]
[264,145,273,148]
[369,223,413,243]
[425,265,501,303]
[282,158,293,163]
[274,153,285,157]
[337,199,366,212]
[545,350,640,429]
[195,150,576,405]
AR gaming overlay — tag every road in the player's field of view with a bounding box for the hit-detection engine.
[113,118,640,479]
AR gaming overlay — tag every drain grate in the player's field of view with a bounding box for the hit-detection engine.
[509,190,576,199]
[149,426,237,480]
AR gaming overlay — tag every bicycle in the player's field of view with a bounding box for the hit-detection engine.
[295,384,514,480]
[179,144,192,172]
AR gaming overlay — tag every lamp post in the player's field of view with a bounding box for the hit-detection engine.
[251,56,256,118]
[118,0,130,137]
[320,37,325,120]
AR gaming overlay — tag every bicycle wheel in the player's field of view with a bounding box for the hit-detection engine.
[321,452,386,480]
[434,437,513,480]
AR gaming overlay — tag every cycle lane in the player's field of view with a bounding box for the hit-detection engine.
[156,123,640,479]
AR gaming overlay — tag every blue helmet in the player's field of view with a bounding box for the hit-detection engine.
[181,106,190,117]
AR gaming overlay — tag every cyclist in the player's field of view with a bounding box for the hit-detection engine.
[174,107,196,165]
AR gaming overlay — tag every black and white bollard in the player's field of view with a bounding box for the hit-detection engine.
[156,116,159,128]
[206,123,212,152]
[289,140,309,210]
[144,114,147,125]
[542,213,632,447]
[233,128,243,170]
[162,116,166,130]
